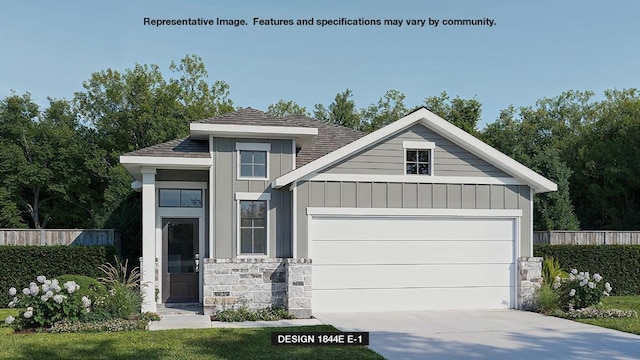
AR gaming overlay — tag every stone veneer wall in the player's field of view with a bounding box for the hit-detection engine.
[518,256,542,310]
[202,258,312,318]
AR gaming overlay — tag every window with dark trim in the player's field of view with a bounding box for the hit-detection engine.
[239,200,267,254]
[405,149,431,175]
[159,189,202,207]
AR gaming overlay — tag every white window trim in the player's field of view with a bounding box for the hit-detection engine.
[404,147,434,176]
[236,142,271,181]
[402,141,435,150]
[236,192,270,257]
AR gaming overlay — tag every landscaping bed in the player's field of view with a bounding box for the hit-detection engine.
[575,296,640,335]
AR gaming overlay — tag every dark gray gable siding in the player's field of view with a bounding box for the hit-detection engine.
[322,124,510,177]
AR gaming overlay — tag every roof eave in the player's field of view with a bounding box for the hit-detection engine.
[120,155,212,181]
[190,123,318,145]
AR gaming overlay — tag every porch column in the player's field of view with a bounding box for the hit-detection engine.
[141,168,157,312]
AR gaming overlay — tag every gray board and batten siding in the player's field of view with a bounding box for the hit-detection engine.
[210,138,294,259]
[295,181,532,257]
[323,124,510,178]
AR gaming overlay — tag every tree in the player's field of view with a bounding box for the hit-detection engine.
[313,89,360,129]
[570,89,640,229]
[424,92,482,134]
[360,89,408,132]
[0,94,93,228]
[266,99,309,117]
[481,95,583,230]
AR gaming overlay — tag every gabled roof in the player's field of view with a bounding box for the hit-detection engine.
[273,107,558,194]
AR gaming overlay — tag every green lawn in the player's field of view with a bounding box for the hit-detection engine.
[0,324,384,360]
[576,296,640,335]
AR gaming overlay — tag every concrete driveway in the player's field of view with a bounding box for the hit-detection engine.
[314,310,640,360]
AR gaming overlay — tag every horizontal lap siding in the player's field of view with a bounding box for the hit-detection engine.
[323,124,510,178]
[296,181,532,258]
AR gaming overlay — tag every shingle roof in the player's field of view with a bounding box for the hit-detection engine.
[124,137,209,158]
[122,108,365,167]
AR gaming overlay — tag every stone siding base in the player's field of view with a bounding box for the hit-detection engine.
[202,258,312,318]
[518,256,543,310]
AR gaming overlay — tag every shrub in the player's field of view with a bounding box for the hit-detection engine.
[542,257,568,287]
[56,275,109,305]
[98,257,142,319]
[213,306,293,322]
[561,308,638,319]
[4,275,93,330]
[49,319,148,333]
[0,245,116,307]
[557,269,612,310]
[534,245,640,295]
[536,283,560,313]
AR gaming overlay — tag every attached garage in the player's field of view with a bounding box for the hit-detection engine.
[308,208,521,313]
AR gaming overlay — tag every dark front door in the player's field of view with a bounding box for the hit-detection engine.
[162,218,198,303]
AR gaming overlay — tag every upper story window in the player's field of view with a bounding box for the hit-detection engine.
[236,143,271,180]
[403,141,435,176]
[159,189,202,207]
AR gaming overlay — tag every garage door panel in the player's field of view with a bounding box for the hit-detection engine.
[313,264,514,289]
[309,212,518,313]
[312,217,514,241]
[313,287,514,313]
[312,240,513,265]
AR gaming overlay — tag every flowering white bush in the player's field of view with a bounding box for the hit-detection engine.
[4,275,92,330]
[554,269,611,310]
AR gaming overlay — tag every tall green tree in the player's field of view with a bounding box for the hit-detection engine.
[313,89,360,129]
[481,91,593,230]
[266,99,309,117]
[570,89,640,229]
[424,91,482,134]
[360,89,408,132]
[0,94,92,228]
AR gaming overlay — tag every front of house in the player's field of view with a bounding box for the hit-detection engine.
[120,107,556,318]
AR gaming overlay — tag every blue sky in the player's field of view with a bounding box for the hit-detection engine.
[1,1,638,128]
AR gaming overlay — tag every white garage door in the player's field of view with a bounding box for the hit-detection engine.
[309,209,519,313]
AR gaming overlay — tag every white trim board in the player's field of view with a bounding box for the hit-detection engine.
[272,107,557,193]
[190,123,318,144]
[235,192,271,201]
[121,156,212,167]
[403,140,435,149]
[302,173,525,186]
[307,207,523,218]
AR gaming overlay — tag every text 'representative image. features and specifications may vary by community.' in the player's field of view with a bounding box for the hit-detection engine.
[142,17,496,28]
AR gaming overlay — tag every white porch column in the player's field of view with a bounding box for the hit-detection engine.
[141,168,157,312]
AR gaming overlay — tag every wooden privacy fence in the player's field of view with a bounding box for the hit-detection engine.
[0,229,121,248]
[534,231,640,245]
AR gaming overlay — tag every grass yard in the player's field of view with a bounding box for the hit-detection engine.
[576,296,640,335]
[0,324,384,360]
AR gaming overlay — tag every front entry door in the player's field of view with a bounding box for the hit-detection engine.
[162,218,199,303]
